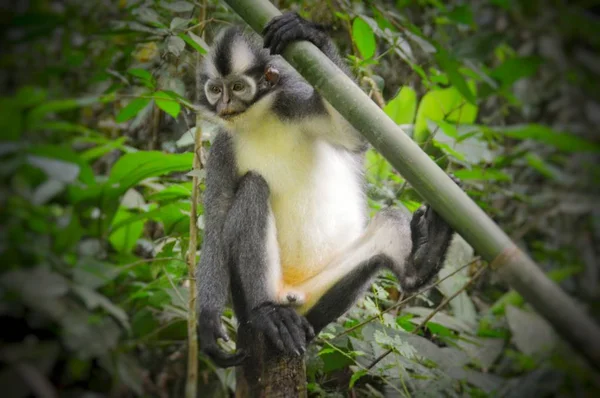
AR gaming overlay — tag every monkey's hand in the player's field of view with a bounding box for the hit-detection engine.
[247,302,315,356]
[263,12,328,55]
[400,176,462,292]
[198,309,246,368]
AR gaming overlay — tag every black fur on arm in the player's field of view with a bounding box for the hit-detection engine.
[263,12,352,77]
[196,131,246,367]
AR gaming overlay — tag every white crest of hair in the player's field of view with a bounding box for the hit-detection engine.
[230,37,256,74]
[204,57,219,79]
[229,92,367,285]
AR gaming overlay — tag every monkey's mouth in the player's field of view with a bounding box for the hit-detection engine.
[219,110,243,120]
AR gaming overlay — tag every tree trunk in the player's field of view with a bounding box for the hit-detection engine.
[236,329,306,398]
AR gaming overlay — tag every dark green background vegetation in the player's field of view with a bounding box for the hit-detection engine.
[1,0,599,396]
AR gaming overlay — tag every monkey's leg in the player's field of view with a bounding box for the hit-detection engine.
[223,171,314,355]
[299,206,454,334]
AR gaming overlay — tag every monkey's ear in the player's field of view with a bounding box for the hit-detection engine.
[265,65,280,86]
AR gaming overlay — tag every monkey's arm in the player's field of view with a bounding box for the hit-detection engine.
[196,132,244,367]
[264,13,365,151]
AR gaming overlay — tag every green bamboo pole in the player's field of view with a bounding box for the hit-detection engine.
[223,0,600,369]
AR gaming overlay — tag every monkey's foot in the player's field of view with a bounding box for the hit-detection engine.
[400,175,463,292]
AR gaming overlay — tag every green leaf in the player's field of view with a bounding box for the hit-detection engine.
[27,96,101,127]
[28,145,95,185]
[71,285,129,329]
[414,85,478,143]
[352,17,376,59]
[435,49,476,104]
[15,86,47,108]
[432,140,466,161]
[446,5,474,26]
[396,314,416,332]
[81,151,193,220]
[0,98,22,140]
[116,97,151,123]
[27,156,80,183]
[490,56,542,88]
[127,68,155,86]
[166,35,185,57]
[182,31,208,54]
[109,208,144,254]
[384,86,417,124]
[108,151,193,190]
[80,137,127,162]
[525,153,557,179]
[498,124,600,152]
[153,201,191,234]
[147,184,192,202]
[454,32,505,61]
[154,91,181,119]
[159,0,194,12]
[427,322,454,338]
[431,120,496,164]
[349,369,368,388]
[365,148,393,184]
[453,167,511,181]
[169,17,190,32]
[30,121,96,135]
[134,7,161,25]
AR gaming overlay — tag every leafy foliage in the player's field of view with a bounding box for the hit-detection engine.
[1,0,599,397]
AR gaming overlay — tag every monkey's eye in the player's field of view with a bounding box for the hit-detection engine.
[210,85,222,94]
[232,81,245,92]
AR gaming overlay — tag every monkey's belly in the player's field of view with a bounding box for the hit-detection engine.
[271,145,366,286]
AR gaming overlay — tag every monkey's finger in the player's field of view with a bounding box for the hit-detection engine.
[215,325,230,342]
[285,307,315,341]
[261,317,286,352]
[263,12,298,37]
[204,344,246,368]
[280,309,307,354]
[277,319,301,355]
[272,26,302,55]
[301,315,315,341]
[264,17,298,54]
[263,14,294,47]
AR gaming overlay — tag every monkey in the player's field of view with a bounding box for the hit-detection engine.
[195,13,459,367]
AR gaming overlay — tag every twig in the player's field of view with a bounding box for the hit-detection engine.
[362,76,385,108]
[150,101,160,150]
[366,262,488,370]
[185,4,207,397]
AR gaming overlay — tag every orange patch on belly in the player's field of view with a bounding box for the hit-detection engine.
[282,263,321,286]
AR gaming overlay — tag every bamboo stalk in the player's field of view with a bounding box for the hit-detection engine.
[223,0,600,370]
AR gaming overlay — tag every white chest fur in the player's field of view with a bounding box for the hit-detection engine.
[231,104,367,284]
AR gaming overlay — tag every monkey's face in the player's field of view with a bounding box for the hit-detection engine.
[204,75,258,120]
[199,28,277,125]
